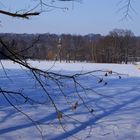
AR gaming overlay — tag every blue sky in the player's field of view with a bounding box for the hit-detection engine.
[0,0,140,36]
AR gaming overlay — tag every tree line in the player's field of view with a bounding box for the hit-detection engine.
[0,29,140,63]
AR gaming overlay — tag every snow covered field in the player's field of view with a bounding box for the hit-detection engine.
[0,60,140,140]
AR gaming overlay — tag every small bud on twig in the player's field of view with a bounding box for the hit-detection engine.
[108,70,112,74]
[105,73,108,77]
[57,111,63,119]
[90,109,94,113]
[98,78,103,83]
[72,101,78,111]
[104,82,107,85]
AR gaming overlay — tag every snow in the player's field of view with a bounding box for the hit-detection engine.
[0,60,140,140]
[0,60,140,77]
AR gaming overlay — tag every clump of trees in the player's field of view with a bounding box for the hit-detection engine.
[95,29,138,64]
[0,29,139,63]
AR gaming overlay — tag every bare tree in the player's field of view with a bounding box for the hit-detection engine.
[0,0,136,139]
[108,29,136,64]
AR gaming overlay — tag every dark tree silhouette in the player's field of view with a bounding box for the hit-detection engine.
[0,0,136,139]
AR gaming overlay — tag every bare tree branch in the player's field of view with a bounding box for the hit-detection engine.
[0,10,40,19]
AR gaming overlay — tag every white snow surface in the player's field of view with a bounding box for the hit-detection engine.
[0,60,140,140]
[0,60,140,77]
